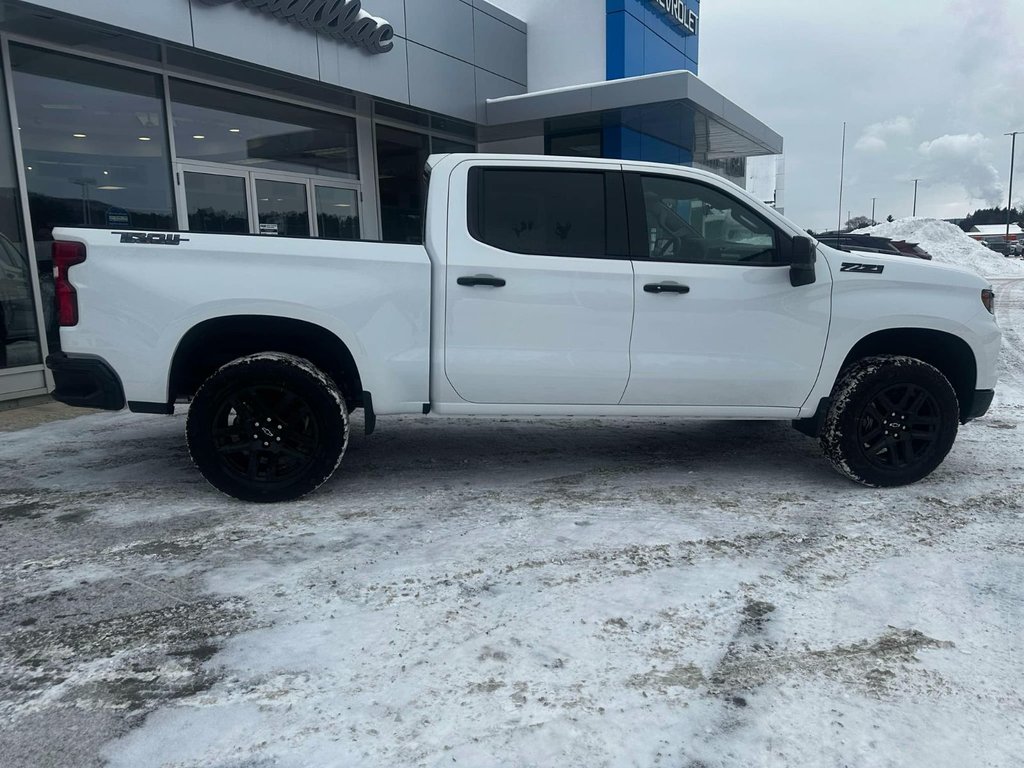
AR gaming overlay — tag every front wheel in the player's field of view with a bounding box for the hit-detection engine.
[821,355,959,487]
[186,353,349,503]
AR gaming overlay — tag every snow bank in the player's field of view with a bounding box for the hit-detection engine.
[853,217,1024,278]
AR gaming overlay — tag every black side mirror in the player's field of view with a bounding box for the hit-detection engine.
[790,236,817,287]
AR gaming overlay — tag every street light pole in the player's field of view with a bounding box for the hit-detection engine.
[912,179,922,217]
[1007,131,1021,245]
[837,122,846,235]
[871,197,877,224]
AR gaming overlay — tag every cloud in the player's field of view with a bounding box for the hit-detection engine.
[917,133,1004,205]
[948,0,1024,130]
[855,117,914,153]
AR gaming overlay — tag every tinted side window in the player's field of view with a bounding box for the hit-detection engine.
[472,169,607,257]
[639,175,780,265]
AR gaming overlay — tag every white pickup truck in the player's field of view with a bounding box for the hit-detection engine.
[46,153,1000,502]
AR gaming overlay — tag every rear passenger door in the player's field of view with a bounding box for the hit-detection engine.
[443,162,635,405]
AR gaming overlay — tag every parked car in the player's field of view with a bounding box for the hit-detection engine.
[46,153,1000,501]
[985,240,1014,257]
[814,232,932,259]
[814,232,902,255]
[889,240,933,260]
[0,232,39,345]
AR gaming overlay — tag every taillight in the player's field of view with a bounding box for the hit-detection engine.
[53,241,86,327]
[982,288,995,315]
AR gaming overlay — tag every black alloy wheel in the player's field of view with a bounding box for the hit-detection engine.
[187,353,349,502]
[821,355,959,487]
[856,382,942,470]
[211,384,321,486]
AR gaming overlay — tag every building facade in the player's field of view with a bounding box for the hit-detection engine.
[0,0,781,402]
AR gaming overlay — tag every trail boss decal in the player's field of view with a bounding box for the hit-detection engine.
[840,262,884,274]
[113,232,190,245]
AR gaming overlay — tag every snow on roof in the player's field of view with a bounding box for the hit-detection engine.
[969,224,1023,235]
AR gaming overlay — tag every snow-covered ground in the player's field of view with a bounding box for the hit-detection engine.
[854,217,1024,278]
[2,288,1024,767]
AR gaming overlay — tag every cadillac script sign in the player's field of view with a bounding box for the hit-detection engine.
[199,0,396,53]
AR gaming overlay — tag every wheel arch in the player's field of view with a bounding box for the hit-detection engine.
[168,315,365,410]
[839,328,978,420]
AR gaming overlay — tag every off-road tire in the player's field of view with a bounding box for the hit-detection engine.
[821,355,959,487]
[186,353,349,503]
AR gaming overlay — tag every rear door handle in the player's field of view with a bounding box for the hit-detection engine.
[457,275,506,288]
[644,281,690,294]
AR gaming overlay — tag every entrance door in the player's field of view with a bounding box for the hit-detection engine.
[253,176,312,238]
[181,167,251,234]
[313,184,360,240]
[179,163,359,239]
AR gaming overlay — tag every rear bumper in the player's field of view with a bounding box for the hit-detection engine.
[963,389,995,423]
[45,352,125,411]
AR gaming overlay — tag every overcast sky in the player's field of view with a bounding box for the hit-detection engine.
[699,0,1024,230]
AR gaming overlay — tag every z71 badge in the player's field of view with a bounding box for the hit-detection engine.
[113,232,190,245]
[840,262,884,274]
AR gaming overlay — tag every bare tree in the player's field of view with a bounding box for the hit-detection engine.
[845,215,873,231]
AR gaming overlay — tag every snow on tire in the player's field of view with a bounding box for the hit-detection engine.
[820,355,959,487]
[186,352,349,503]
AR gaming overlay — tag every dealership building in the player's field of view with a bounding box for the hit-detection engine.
[0,0,782,403]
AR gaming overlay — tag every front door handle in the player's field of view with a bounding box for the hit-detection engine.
[457,275,506,288]
[644,281,690,295]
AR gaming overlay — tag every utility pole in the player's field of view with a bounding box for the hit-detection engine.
[837,122,846,235]
[912,179,922,217]
[871,197,877,224]
[1007,131,1021,245]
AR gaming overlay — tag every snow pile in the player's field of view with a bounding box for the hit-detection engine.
[853,217,1024,278]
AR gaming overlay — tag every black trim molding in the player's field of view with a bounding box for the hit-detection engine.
[128,401,175,415]
[963,389,995,423]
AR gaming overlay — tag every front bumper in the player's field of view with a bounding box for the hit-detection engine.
[963,389,995,423]
[45,353,125,411]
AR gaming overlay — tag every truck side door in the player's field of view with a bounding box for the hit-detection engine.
[621,172,831,407]
[443,162,634,405]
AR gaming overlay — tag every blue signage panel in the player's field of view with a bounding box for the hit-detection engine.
[601,1,700,167]
[606,0,699,80]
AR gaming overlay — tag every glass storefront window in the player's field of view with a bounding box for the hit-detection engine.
[376,125,429,244]
[184,171,250,234]
[0,60,42,372]
[431,137,474,155]
[254,178,310,237]
[9,44,176,351]
[170,80,359,180]
[315,186,360,240]
[10,45,176,235]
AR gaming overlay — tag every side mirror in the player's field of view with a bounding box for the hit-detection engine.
[790,236,817,287]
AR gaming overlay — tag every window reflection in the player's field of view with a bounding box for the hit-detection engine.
[255,179,309,238]
[0,231,41,370]
[376,125,429,244]
[171,80,359,180]
[315,186,359,240]
[184,172,250,234]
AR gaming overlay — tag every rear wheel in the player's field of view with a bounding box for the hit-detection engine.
[186,353,349,502]
[821,355,959,487]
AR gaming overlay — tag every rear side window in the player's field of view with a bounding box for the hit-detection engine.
[468,168,608,257]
